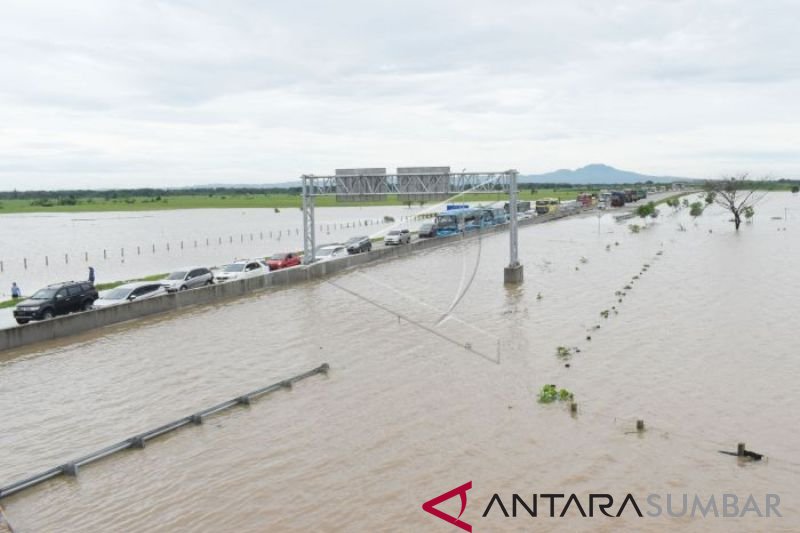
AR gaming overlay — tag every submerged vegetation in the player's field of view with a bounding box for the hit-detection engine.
[538,384,574,404]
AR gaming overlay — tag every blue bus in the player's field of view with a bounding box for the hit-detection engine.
[435,208,480,236]
[435,206,508,236]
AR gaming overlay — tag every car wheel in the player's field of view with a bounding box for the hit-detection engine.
[81,300,92,311]
[42,309,54,320]
[206,279,214,286]
[15,319,28,325]
[180,285,187,291]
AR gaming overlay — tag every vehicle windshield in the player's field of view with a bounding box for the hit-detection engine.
[270,253,288,260]
[224,263,245,272]
[167,271,187,280]
[30,288,57,299]
[103,288,132,300]
[435,215,457,228]
[346,237,366,244]
[387,230,400,235]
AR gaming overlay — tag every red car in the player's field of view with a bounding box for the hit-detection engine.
[267,252,301,271]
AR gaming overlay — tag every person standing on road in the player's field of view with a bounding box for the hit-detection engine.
[88,266,96,285]
[11,282,21,299]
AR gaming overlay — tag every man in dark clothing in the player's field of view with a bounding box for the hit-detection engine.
[88,266,96,284]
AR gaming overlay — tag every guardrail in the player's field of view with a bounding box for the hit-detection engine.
[0,363,329,501]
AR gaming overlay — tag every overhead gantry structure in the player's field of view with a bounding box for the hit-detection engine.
[300,168,522,283]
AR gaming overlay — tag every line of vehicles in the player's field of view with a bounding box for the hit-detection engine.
[11,195,631,326]
[9,234,381,325]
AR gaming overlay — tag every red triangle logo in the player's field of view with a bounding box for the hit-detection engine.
[422,481,473,532]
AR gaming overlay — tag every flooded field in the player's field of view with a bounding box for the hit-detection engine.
[0,205,419,297]
[1,192,798,532]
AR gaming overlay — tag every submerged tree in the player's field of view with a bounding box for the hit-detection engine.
[706,175,763,231]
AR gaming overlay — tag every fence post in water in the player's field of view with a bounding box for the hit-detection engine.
[636,419,645,432]
[45,255,49,267]
[85,252,88,262]
[180,241,184,250]
[166,243,170,251]
[103,249,107,259]
[737,443,746,457]
[23,258,27,270]
[121,248,124,258]
[65,253,68,264]
[137,246,141,255]
[62,463,79,477]
[152,244,156,254]
[570,402,578,414]
[194,240,197,248]
[0,260,3,273]
[206,238,209,246]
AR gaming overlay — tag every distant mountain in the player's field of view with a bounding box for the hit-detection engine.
[519,164,696,185]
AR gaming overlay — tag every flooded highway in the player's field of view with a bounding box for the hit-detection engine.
[1,193,799,532]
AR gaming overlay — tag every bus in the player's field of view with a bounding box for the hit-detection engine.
[478,207,509,226]
[535,198,560,215]
[435,208,479,236]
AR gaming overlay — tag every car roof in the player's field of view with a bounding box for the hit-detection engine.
[109,281,161,290]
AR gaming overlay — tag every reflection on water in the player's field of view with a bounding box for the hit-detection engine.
[1,193,799,532]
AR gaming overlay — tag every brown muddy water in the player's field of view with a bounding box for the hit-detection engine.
[1,193,799,532]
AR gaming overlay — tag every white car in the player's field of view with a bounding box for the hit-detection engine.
[214,260,267,282]
[314,244,348,262]
[93,282,168,308]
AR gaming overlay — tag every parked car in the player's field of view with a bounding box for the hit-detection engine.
[384,229,411,245]
[314,244,348,262]
[13,281,98,324]
[214,260,267,282]
[93,282,168,308]
[346,236,372,254]
[418,222,438,238]
[161,267,214,292]
[267,252,301,271]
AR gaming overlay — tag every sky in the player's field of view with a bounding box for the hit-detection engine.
[0,0,798,190]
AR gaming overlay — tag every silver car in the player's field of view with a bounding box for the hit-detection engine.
[384,229,411,245]
[161,267,214,292]
[94,282,168,308]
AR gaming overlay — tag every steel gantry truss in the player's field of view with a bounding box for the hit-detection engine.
[300,169,522,282]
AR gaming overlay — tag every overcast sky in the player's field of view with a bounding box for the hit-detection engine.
[0,0,798,189]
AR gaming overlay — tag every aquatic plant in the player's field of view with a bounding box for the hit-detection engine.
[600,309,610,319]
[538,384,574,404]
[628,224,641,233]
[556,346,572,358]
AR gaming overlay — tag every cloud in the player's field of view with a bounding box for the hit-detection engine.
[0,0,799,189]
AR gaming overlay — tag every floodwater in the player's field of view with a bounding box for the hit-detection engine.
[0,205,421,297]
[0,192,798,532]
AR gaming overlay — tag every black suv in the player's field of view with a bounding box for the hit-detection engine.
[346,235,372,254]
[13,281,99,325]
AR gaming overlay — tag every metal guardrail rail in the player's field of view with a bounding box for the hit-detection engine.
[0,363,329,500]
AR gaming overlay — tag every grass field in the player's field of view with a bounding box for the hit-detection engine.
[0,189,591,214]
